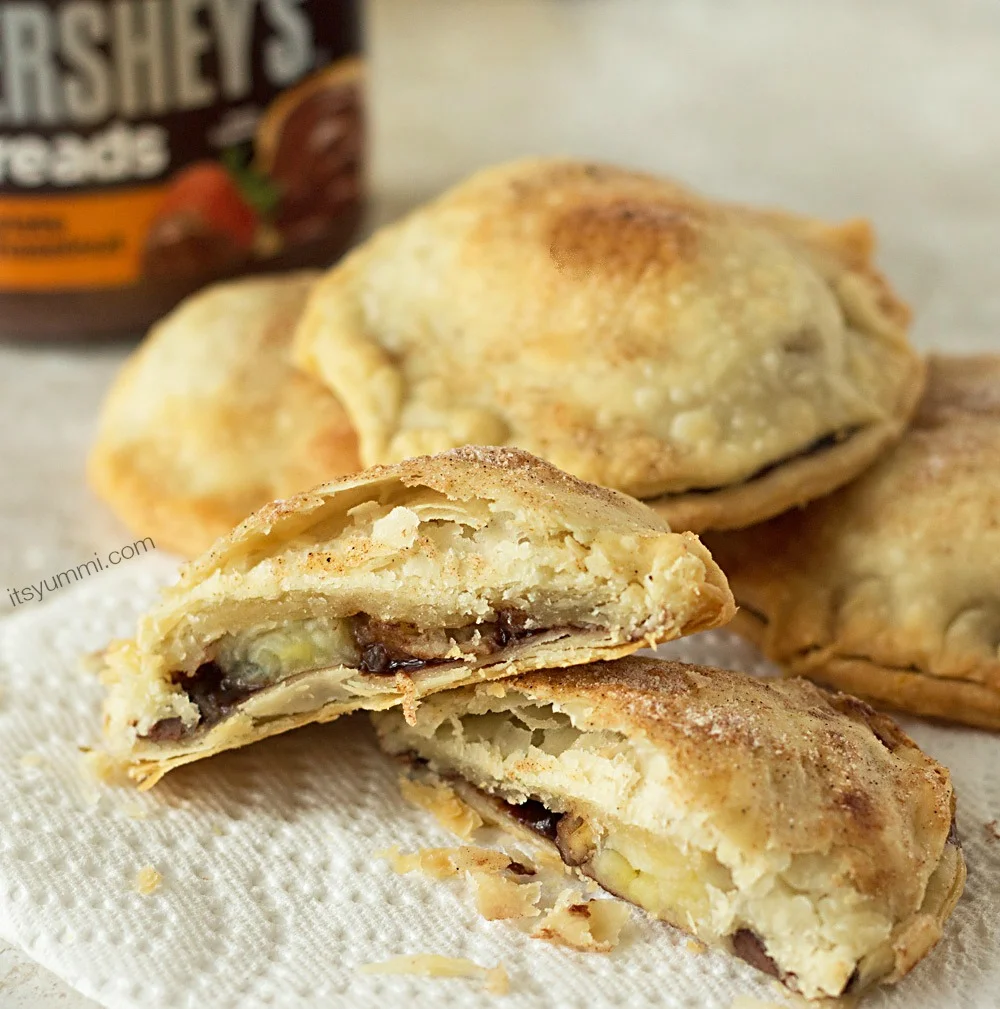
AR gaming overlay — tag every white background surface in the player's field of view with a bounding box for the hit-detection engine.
[0,0,996,1004]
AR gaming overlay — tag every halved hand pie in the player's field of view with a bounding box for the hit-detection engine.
[372,656,964,1002]
[100,448,733,786]
[294,158,924,531]
[706,354,1000,729]
[87,273,360,557]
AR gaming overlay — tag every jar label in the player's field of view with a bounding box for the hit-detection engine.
[0,0,363,291]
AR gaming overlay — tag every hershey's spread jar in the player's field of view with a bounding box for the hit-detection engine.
[0,0,364,341]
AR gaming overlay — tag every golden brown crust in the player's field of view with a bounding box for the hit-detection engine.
[102,448,734,786]
[706,354,1000,727]
[295,157,922,531]
[187,444,715,585]
[87,274,361,557]
[496,658,953,881]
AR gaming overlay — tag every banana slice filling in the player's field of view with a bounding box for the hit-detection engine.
[143,610,557,743]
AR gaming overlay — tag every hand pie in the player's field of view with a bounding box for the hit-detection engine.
[87,273,360,557]
[100,448,733,786]
[372,656,964,1002]
[294,158,923,532]
[706,354,1000,730]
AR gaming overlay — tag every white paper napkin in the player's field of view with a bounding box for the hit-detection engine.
[0,555,997,1009]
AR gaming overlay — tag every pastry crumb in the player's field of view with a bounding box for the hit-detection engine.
[531,890,630,952]
[686,937,708,954]
[471,871,542,920]
[360,954,508,993]
[378,844,512,880]
[80,749,130,786]
[399,776,484,838]
[484,963,509,995]
[985,820,1000,841]
[378,841,541,927]
[134,866,162,895]
[123,802,155,821]
[79,649,107,676]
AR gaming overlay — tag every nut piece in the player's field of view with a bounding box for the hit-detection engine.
[531,889,630,952]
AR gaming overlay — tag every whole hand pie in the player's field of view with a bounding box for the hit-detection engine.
[87,273,361,557]
[294,158,924,531]
[706,354,1000,730]
[100,448,733,786]
[372,656,964,1002]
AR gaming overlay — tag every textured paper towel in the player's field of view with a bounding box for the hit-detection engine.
[0,555,997,1009]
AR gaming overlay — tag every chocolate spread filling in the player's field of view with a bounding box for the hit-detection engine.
[145,662,262,741]
[842,966,862,995]
[352,617,440,676]
[184,661,262,724]
[492,610,536,648]
[352,610,541,675]
[652,429,857,501]
[143,610,548,743]
[947,816,962,848]
[502,798,564,841]
[144,716,186,743]
[731,929,782,979]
